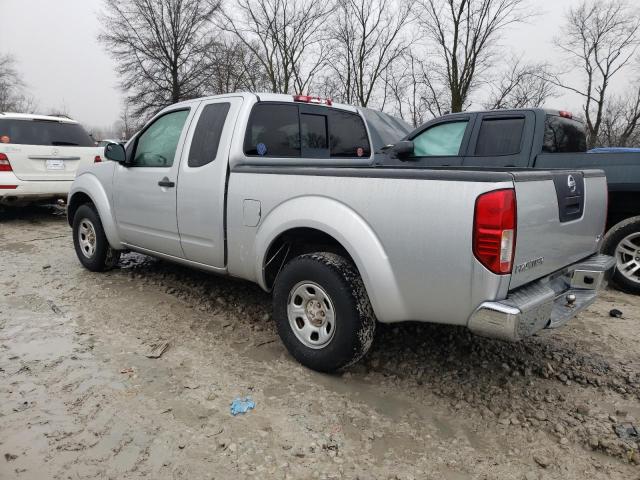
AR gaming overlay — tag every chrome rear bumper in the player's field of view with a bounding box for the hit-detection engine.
[468,254,615,341]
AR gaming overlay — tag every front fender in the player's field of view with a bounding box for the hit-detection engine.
[68,173,123,249]
[254,195,409,323]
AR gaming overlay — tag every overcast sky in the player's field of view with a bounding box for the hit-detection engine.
[1,0,635,131]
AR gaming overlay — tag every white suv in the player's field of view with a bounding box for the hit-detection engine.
[0,113,102,206]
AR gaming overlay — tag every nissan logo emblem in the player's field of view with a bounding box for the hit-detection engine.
[567,175,576,193]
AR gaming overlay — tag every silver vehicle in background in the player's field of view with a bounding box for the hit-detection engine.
[67,93,613,372]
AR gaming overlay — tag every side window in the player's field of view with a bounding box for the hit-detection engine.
[244,104,300,157]
[474,117,524,156]
[412,121,468,156]
[328,110,371,157]
[132,110,189,167]
[188,103,230,167]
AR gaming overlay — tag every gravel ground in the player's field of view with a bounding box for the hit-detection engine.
[1,206,639,480]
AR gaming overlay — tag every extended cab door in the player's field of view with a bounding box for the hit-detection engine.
[462,111,535,167]
[404,114,474,166]
[113,107,195,258]
[176,97,243,268]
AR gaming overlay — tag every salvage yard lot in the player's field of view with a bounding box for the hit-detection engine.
[1,206,639,480]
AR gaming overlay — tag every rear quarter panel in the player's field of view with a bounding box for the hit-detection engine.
[226,169,513,324]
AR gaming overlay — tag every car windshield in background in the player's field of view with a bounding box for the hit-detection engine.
[357,108,411,151]
[542,115,587,153]
[0,119,95,147]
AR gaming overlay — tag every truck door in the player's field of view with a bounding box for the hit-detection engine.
[113,107,195,258]
[462,111,535,167]
[176,96,243,268]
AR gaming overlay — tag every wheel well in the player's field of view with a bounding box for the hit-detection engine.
[608,192,640,229]
[67,192,94,226]
[264,228,354,289]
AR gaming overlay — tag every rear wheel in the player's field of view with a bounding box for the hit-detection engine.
[602,216,640,294]
[72,204,120,272]
[272,252,376,372]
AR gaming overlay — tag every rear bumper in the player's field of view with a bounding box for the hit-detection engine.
[468,253,615,341]
[0,173,71,205]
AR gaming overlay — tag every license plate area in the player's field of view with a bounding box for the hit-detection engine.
[46,159,65,170]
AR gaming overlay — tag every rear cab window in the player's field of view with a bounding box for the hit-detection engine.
[543,115,587,153]
[0,119,94,146]
[244,103,371,161]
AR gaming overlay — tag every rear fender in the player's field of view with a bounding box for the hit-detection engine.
[68,174,123,249]
[254,196,408,322]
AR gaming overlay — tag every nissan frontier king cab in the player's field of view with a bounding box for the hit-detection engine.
[67,93,614,372]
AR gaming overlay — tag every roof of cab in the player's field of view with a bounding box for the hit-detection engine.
[435,107,583,121]
[0,112,78,123]
[168,92,359,114]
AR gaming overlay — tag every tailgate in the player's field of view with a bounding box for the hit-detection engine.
[8,145,100,181]
[509,169,607,289]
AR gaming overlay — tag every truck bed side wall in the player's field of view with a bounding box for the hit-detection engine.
[226,168,512,324]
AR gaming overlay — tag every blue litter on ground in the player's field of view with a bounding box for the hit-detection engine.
[230,397,255,416]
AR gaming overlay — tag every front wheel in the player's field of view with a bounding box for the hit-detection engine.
[72,204,120,272]
[601,216,640,294]
[272,252,376,372]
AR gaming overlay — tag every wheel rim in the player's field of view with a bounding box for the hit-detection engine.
[614,232,640,284]
[78,218,97,258]
[287,281,336,349]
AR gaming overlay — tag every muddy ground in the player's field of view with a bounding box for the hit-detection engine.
[0,206,639,480]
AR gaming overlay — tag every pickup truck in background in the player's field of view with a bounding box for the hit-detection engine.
[390,109,640,294]
[67,93,613,372]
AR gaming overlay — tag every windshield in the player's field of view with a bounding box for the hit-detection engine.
[0,119,95,147]
[357,108,411,152]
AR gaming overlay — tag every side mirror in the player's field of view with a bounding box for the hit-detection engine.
[390,140,414,159]
[104,142,127,164]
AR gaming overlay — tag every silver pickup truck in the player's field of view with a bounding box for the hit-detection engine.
[67,92,614,372]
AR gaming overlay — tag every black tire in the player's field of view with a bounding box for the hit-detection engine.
[601,216,640,294]
[272,252,376,372]
[72,204,120,272]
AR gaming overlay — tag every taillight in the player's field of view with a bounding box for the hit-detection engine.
[0,153,12,172]
[94,155,102,163]
[473,189,516,274]
[559,110,573,119]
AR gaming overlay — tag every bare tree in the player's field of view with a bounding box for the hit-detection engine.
[118,100,143,139]
[0,54,36,112]
[596,86,640,147]
[329,0,412,108]
[100,0,220,118]
[553,0,640,148]
[416,0,529,113]
[205,38,270,94]
[217,0,331,94]
[385,51,447,126]
[484,56,557,109]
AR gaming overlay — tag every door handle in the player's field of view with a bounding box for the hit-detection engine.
[158,177,175,188]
